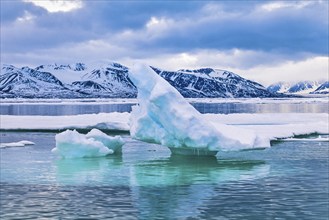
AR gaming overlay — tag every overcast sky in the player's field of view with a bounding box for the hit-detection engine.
[1,0,328,85]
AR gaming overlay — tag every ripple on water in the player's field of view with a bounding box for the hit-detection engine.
[0,132,328,219]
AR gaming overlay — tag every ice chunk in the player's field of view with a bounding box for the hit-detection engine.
[0,142,24,148]
[129,64,265,155]
[52,129,125,158]
[18,140,35,145]
[86,128,124,153]
[0,112,130,131]
[280,136,329,142]
[0,140,35,149]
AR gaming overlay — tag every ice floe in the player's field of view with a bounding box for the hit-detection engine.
[204,114,328,142]
[0,140,35,148]
[280,136,329,142]
[1,113,327,141]
[0,112,130,131]
[52,129,124,158]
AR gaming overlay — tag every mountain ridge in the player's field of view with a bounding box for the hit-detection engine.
[267,80,328,95]
[1,62,284,98]
[151,66,275,98]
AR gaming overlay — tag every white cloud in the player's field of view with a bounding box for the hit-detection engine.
[201,3,240,19]
[120,49,299,70]
[1,39,128,67]
[237,56,329,86]
[16,10,35,23]
[260,1,314,12]
[144,16,175,39]
[120,50,328,86]
[23,0,83,13]
[4,35,327,86]
[2,0,328,87]
[146,17,161,28]
[3,40,327,86]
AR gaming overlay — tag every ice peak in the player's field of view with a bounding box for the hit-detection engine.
[35,63,87,71]
[178,68,214,74]
[1,64,16,72]
[177,68,238,79]
[100,62,128,71]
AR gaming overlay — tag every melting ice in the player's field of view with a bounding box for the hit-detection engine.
[129,64,268,155]
[52,129,124,158]
[86,128,124,153]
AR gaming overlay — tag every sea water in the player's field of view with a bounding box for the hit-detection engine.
[0,100,328,115]
[1,132,328,219]
[0,100,328,219]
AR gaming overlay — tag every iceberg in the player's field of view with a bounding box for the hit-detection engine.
[52,129,124,158]
[129,64,266,156]
[86,128,124,153]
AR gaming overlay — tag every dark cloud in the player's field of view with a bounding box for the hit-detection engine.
[28,1,205,31]
[132,1,328,55]
[1,0,204,52]
[1,0,328,63]
[0,0,45,23]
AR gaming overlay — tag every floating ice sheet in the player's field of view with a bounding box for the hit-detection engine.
[1,113,327,140]
[0,140,35,148]
[0,112,130,131]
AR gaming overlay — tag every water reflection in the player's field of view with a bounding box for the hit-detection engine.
[129,156,269,219]
[54,154,269,187]
[1,103,134,116]
[54,156,125,186]
[191,102,327,114]
[54,154,269,219]
[130,156,269,186]
[2,132,327,219]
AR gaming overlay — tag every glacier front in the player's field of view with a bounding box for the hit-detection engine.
[129,65,267,156]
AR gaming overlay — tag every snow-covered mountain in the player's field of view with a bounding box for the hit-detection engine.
[151,67,277,98]
[267,81,324,95]
[1,63,137,98]
[0,64,83,98]
[267,82,292,94]
[1,62,280,98]
[311,81,329,94]
[79,62,136,96]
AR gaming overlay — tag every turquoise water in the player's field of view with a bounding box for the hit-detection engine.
[1,132,328,219]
